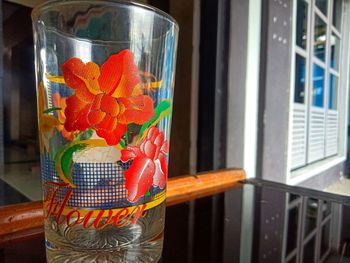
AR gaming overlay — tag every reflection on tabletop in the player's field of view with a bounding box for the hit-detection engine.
[2,180,350,263]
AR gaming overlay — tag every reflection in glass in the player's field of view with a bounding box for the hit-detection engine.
[287,256,297,263]
[329,74,338,110]
[295,54,306,103]
[314,15,327,61]
[322,200,331,219]
[313,64,325,107]
[321,221,330,258]
[304,198,318,237]
[287,206,299,254]
[333,0,342,31]
[303,237,316,262]
[316,0,327,15]
[289,193,301,203]
[330,33,340,70]
[296,0,308,49]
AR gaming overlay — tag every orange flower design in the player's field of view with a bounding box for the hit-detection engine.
[53,93,74,141]
[61,50,154,145]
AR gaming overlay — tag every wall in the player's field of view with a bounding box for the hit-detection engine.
[258,0,293,183]
[0,0,3,163]
[298,163,345,191]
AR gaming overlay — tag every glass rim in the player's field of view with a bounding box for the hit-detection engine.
[31,0,179,30]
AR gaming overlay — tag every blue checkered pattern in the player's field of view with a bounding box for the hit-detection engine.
[41,155,162,209]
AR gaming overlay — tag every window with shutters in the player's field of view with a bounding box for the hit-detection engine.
[290,0,345,172]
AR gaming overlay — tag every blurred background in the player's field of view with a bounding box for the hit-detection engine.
[2,1,350,262]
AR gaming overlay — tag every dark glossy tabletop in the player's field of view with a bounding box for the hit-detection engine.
[1,180,350,263]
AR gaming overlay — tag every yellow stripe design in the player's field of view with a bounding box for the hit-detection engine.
[46,74,65,84]
[46,74,162,90]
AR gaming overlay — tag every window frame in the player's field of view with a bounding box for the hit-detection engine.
[287,0,350,185]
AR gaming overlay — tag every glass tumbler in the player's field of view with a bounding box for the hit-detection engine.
[31,1,178,262]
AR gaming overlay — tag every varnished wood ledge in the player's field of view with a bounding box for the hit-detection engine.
[166,169,245,206]
[0,169,245,246]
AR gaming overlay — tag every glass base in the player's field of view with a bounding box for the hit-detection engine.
[45,234,163,263]
[45,203,165,263]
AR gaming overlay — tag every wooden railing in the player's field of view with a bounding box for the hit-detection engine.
[0,169,245,246]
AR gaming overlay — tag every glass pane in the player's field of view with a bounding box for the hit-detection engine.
[333,0,342,31]
[294,54,306,103]
[303,236,316,262]
[287,206,299,254]
[296,0,308,49]
[329,74,338,110]
[316,0,328,15]
[321,221,331,257]
[330,33,340,70]
[304,198,318,237]
[312,64,325,107]
[314,15,327,61]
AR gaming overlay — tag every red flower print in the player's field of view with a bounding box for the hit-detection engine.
[61,50,154,145]
[121,127,169,202]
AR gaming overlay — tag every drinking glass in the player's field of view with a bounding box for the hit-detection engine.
[32,1,178,262]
